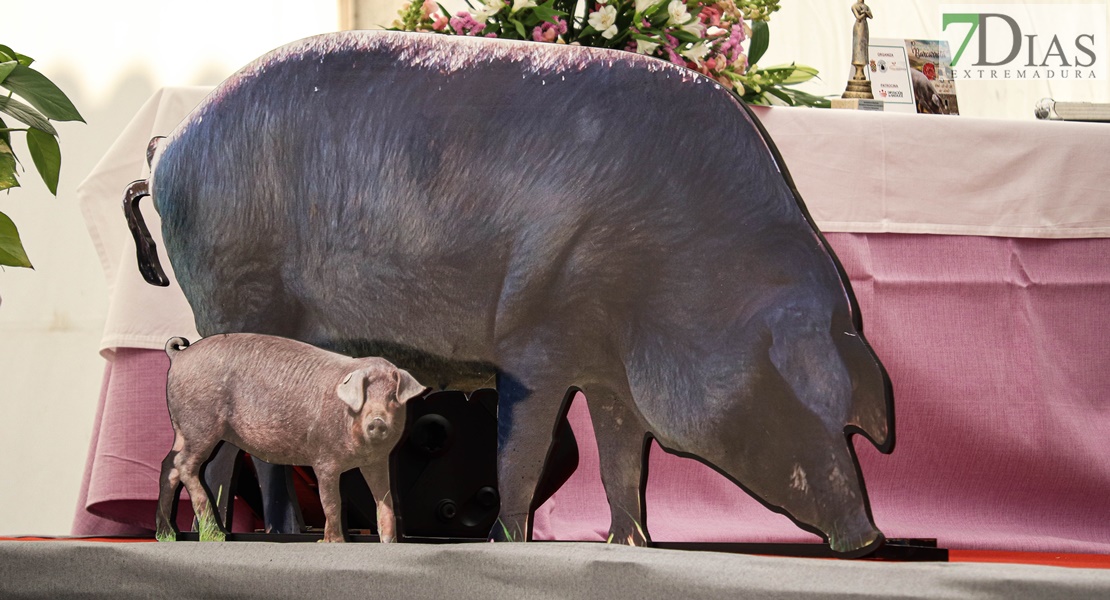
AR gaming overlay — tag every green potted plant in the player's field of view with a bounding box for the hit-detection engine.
[0,43,83,269]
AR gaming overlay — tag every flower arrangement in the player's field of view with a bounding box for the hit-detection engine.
[393,0,828,107]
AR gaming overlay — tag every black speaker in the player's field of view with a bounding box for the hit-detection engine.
[392,389,500,538]
[392,389,579,540]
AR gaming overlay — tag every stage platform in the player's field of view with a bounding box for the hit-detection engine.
[2,539,1109,599]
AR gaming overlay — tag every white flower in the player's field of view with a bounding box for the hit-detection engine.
[511,0,536,13]
[588,5,618,39]
[680,41,710,63]
[681,20,705,37]
[474,0,504,22]
[636,0,661,13]
[667,0,691,26]
[635,38,661,55]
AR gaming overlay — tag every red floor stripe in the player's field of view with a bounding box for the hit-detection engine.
[950,550,1110,569]
[0,536,155,543]
[1,537,1108,568]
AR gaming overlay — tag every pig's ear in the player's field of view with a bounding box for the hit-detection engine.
[393,368,427,405]
[336,370,366,412]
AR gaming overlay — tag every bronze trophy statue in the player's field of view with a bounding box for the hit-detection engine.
[833,0,881,110]
[843,0,874,99]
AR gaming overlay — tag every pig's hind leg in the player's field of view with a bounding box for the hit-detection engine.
[155,433,185,542]
[581,380,651,546]
[173,434,227,542]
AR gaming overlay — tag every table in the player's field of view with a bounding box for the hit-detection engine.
[75,87,1110,552]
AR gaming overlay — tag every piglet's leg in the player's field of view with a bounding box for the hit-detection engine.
[175,446,225,542]
[156,448,182,542]
[315,464,346,543]
[360,462,395,543]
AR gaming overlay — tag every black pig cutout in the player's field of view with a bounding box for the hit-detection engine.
[124,31,894,555]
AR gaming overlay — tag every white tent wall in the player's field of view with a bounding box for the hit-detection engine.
[0,0,1105,536]
[0,1,339,536]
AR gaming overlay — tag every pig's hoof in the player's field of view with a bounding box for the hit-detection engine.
[197,520,226,542]
[379,535,395,543]
[198,529,226,543]
[607,526,649,547]
[829,529,884,558]
[489,519,525,542]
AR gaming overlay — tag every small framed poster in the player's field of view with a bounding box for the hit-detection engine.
[868,38,960,115]
[904,39,960,115]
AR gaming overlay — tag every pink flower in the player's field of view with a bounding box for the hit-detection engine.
[660,34,686,66]
[730,22,746,44]
[421,0,437,18]
[432,14,449,31]
[699,6,722,28]
[450,11,487,36]
[531,18,568,43]
[718,23,748,63]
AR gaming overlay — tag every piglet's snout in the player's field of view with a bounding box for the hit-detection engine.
[362,401,403,442]
[365,416,390,440]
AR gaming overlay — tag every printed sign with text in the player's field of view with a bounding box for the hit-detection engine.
[941,3,1107,81]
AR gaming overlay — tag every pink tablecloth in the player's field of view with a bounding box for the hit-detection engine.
[75,232,1110,553]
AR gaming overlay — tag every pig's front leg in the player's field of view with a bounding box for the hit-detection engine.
[360,461,396,542]
[314,464,346,543]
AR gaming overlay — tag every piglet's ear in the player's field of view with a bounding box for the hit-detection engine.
[336,370,365,412]
[393,368,427,405]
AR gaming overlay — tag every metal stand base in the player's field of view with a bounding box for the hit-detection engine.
[170,532,948,562]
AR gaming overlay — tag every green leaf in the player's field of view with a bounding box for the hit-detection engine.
[0,116,10,148]
[0,45,33,66]
[0,61,17,85]
[783,88,832,108]
[641,1,665,19]
[1,65,84,122]
[763,86,793,105]
[0,95,56,136]
[648,10,669,27]
[671,30,702,45]
[0,139,19,191]
[761,63,820,85]
[511,18,527,39]
[0,210,33,268]
[748,20,770,65]
[530,0,565,24]
[27,128,60,195]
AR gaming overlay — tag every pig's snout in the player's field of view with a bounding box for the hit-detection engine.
[365,416,391,441]
[338,364,425,443]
